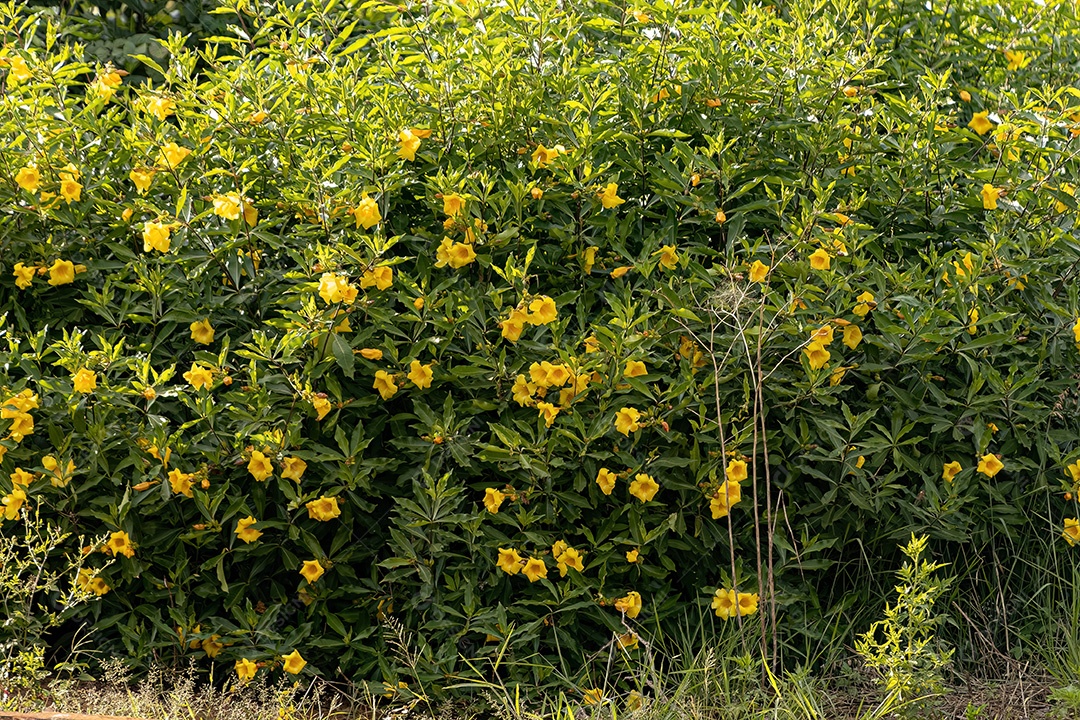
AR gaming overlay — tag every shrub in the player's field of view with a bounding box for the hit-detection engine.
[1,0,1079,701]
[855,534,954,715]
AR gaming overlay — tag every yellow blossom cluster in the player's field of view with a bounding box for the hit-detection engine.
[499,295,559,342]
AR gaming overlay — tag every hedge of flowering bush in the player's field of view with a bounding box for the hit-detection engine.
[2,0,1080,700]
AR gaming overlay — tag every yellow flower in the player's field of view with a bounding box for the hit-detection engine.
[483,487,506,514]
[408,360,434,389]
[596,468,617,495]
[142,221,172,253]
[842,325,862,350]
[60,175,82,204]
[5,412,34,443]
[624,360,647,379]
[72,368,97,393]
[726,458,748,483]
[351,195,382,229]
[4,389,38,413]
[968,111,993,136]
[106,530,136,558]
[182,363,214,390]
[443,193,464,217]
[6,55,31,85]
[281,456,307,482]
[804,341,830,370]
[856,455,866,469]
[527,296,558,325]
[15,165,40,192]
[10,467,33,487]
[90,71,122,101]
[158,142,191,169]
[809,248,831,270]
[610,265,632,279]
[317,273,349,304]
[654,245,678,270]
[2,488,26,521]
[629,473,659,503]
[397,128,421,161]
[361,265,393,290]
[306,495,342,521]
[531,187,544,200]
[212,192,242,220]
[448,241,477,268]
[122,208,134,222]
[312,396,332,420]
[531,143,562,167]
[358,348,383,361]
[715,208,727,224]
[977,454,1004,477]
[1067,460,1080,483]
[373,370,399,400]
[1073,318,1080,343]
[749,260,770,283]
[146,96,176,121]
[737,592,760,617]
[168,468,194,497]
[972,453,1002,481]
[981,184,1000,210]
[614,591,642,619]
[12,263,35,289]
[434,237,454,267]
[522,557,547,582]
[1004,49,1030,71]
[129,168,155,195]
[830,366,848,386]
[942,461,962,482]
[48,259,75,286]
[810,325,834,346]
[968,307,979,335]
[500,308,529,343]
[614,407,642,435]
[1065,518,1080,546]
[710,480,742,519]
[235,658,257,682]
[511,374,534,407]
[497,548,523,575]
[712,589,737,619]
[597,182,624,209]
[189,319,215,345]
[853,291,876,317]
[959,89,972,102]
[583,246,597,274]
[248,450,273,482]
[300,560,325,584]
[626,548,640,563]
[557,546,584,576]
[281,650,306,675]
[583,688,603,705]
[201,636,224,658]
[530,400,557,427]
[77,569,110,596]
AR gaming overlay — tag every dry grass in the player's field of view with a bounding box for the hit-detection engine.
[3,657,1068,720]
[24,659,366,720]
